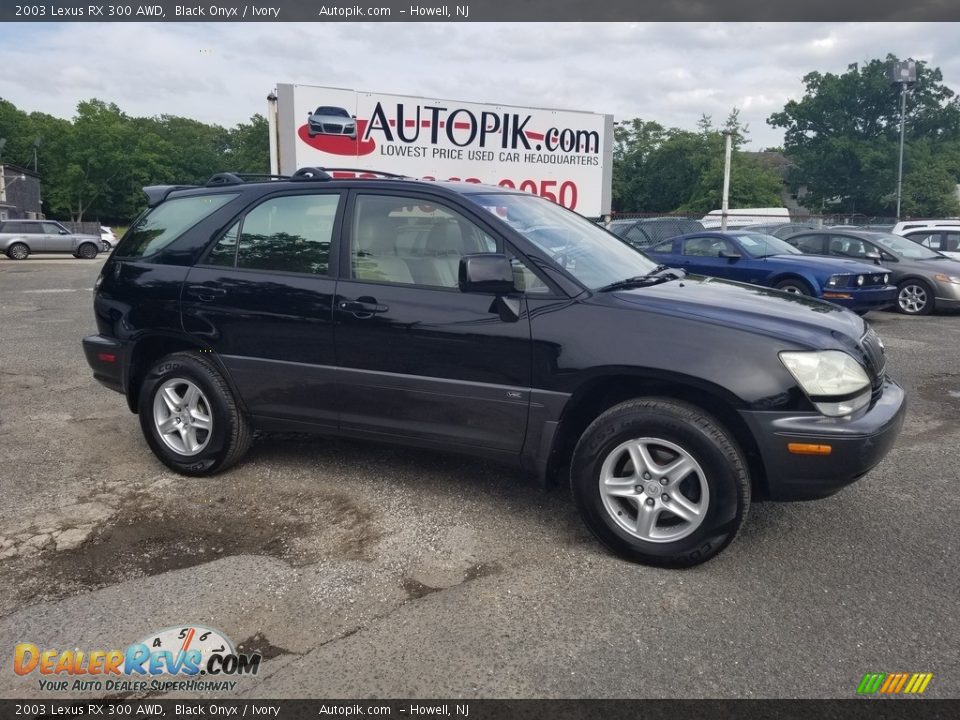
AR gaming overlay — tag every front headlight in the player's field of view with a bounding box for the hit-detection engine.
[780,350,871,417]
[826,274,844,288]
[933,273,960,285]
[884,273,890,284]
[857,275,865,286]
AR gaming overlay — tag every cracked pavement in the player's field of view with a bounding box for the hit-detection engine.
[1,256,958,699]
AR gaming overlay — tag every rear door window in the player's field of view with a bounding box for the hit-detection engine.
[235,194,340,275]
[788,234,827,254]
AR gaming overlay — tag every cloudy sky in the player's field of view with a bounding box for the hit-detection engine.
[2,22,960,150]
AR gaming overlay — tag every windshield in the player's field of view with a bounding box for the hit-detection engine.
[314,106,350,117]
[732,232,802,258]
[866,232,943,260]
[469,193,657,289]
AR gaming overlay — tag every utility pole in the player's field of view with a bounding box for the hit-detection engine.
[721,130,733,231]
[889,60,916,220]
[896,83,907,219]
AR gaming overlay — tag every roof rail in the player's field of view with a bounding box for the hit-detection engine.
[143,184,199,207]
[204,172,292,187]
[314,167,408,179]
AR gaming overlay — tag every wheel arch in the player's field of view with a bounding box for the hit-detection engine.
[545,372,769,500]
[770,272,817,294]
[125,333,243,414]
[6,238,33,251]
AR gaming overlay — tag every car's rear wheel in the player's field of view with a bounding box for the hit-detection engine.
[570,398,750,568]
[77,242,99,259]
[774,278,812,296]
[896,279,934,315]
[138,352,251,476]
[6,243,29,260]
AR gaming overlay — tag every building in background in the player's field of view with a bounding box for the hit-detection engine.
[0,164,42,221]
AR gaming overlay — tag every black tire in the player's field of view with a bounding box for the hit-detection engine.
[138,351,252,476]
[774,278,812,296]
[570,398,750,568]
[77,242,99,259]
[896,279,934,315]
[6,242,29,260]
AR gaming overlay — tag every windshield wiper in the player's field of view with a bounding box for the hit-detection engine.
[597,265,686,292]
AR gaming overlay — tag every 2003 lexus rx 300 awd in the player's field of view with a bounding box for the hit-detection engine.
[82,169,906,567]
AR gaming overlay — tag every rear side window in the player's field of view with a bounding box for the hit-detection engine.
[119,193,237,258]
[5,222,41,234]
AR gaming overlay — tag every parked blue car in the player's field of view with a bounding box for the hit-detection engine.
[643,231,897,313]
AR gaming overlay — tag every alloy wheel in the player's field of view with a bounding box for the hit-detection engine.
[898,284,928,314]
[598,437,710,543]
[152,378,213,456]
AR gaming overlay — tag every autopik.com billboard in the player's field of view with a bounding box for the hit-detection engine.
[271,83,614,216]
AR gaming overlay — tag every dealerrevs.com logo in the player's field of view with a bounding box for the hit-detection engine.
[14,625,261,693]
[857,672,934,696]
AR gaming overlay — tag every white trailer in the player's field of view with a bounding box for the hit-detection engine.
[269,83,614,217]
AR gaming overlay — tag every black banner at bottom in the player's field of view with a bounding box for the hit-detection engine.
[1,699,959,720]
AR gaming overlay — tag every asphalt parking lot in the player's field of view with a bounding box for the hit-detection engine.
[0,255,958,699]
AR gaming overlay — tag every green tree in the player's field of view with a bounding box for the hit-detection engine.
[611,118,666,212]
[226,114,270,174]
[768,55,960,216]
[612,110,783,215]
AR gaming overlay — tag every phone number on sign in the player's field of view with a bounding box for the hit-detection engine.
[327,172,580,210]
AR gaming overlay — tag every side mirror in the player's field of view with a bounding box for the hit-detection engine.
[60,229,69,235]
[719,250,742,260]
[865,251,882,264]
[459,254,516,294]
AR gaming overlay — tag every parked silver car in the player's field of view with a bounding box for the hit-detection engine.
[0,220,101,260]
[783,228,960,315]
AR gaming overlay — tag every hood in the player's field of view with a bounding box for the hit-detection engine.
[608,274,866,350]
[765,254,887,273]
[309,113,354,122]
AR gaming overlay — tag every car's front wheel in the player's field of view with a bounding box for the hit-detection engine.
[571,398,750,568]
[774,278,812,296]
[896,279,934,315]
[138,352,252,476]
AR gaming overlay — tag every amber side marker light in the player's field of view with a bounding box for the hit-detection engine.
[788,443,832,456]
[822,292,853,299]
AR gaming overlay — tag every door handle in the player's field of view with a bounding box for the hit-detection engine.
[186,285,227,302]
[339,300,389,315]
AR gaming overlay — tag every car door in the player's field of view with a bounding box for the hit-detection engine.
[333,191,532,453]
[11,222,45,251]
[677,235,745,280]
[42,222,72,252]
[181,191,342,428]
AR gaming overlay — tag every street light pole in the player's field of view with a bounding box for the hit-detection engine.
[721,130,733,231]
[889,59,916,220]
[896,83,907,220]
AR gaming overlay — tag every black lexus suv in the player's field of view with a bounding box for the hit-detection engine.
[82,168,906,567]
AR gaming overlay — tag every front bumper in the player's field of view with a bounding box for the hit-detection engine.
[82,334,128,395]
[933,278,960,310]
[739,378,906,501]
[822,285,897,312]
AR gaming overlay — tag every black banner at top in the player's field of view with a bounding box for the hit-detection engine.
[3,0,960,22]
[0,700,959,720]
